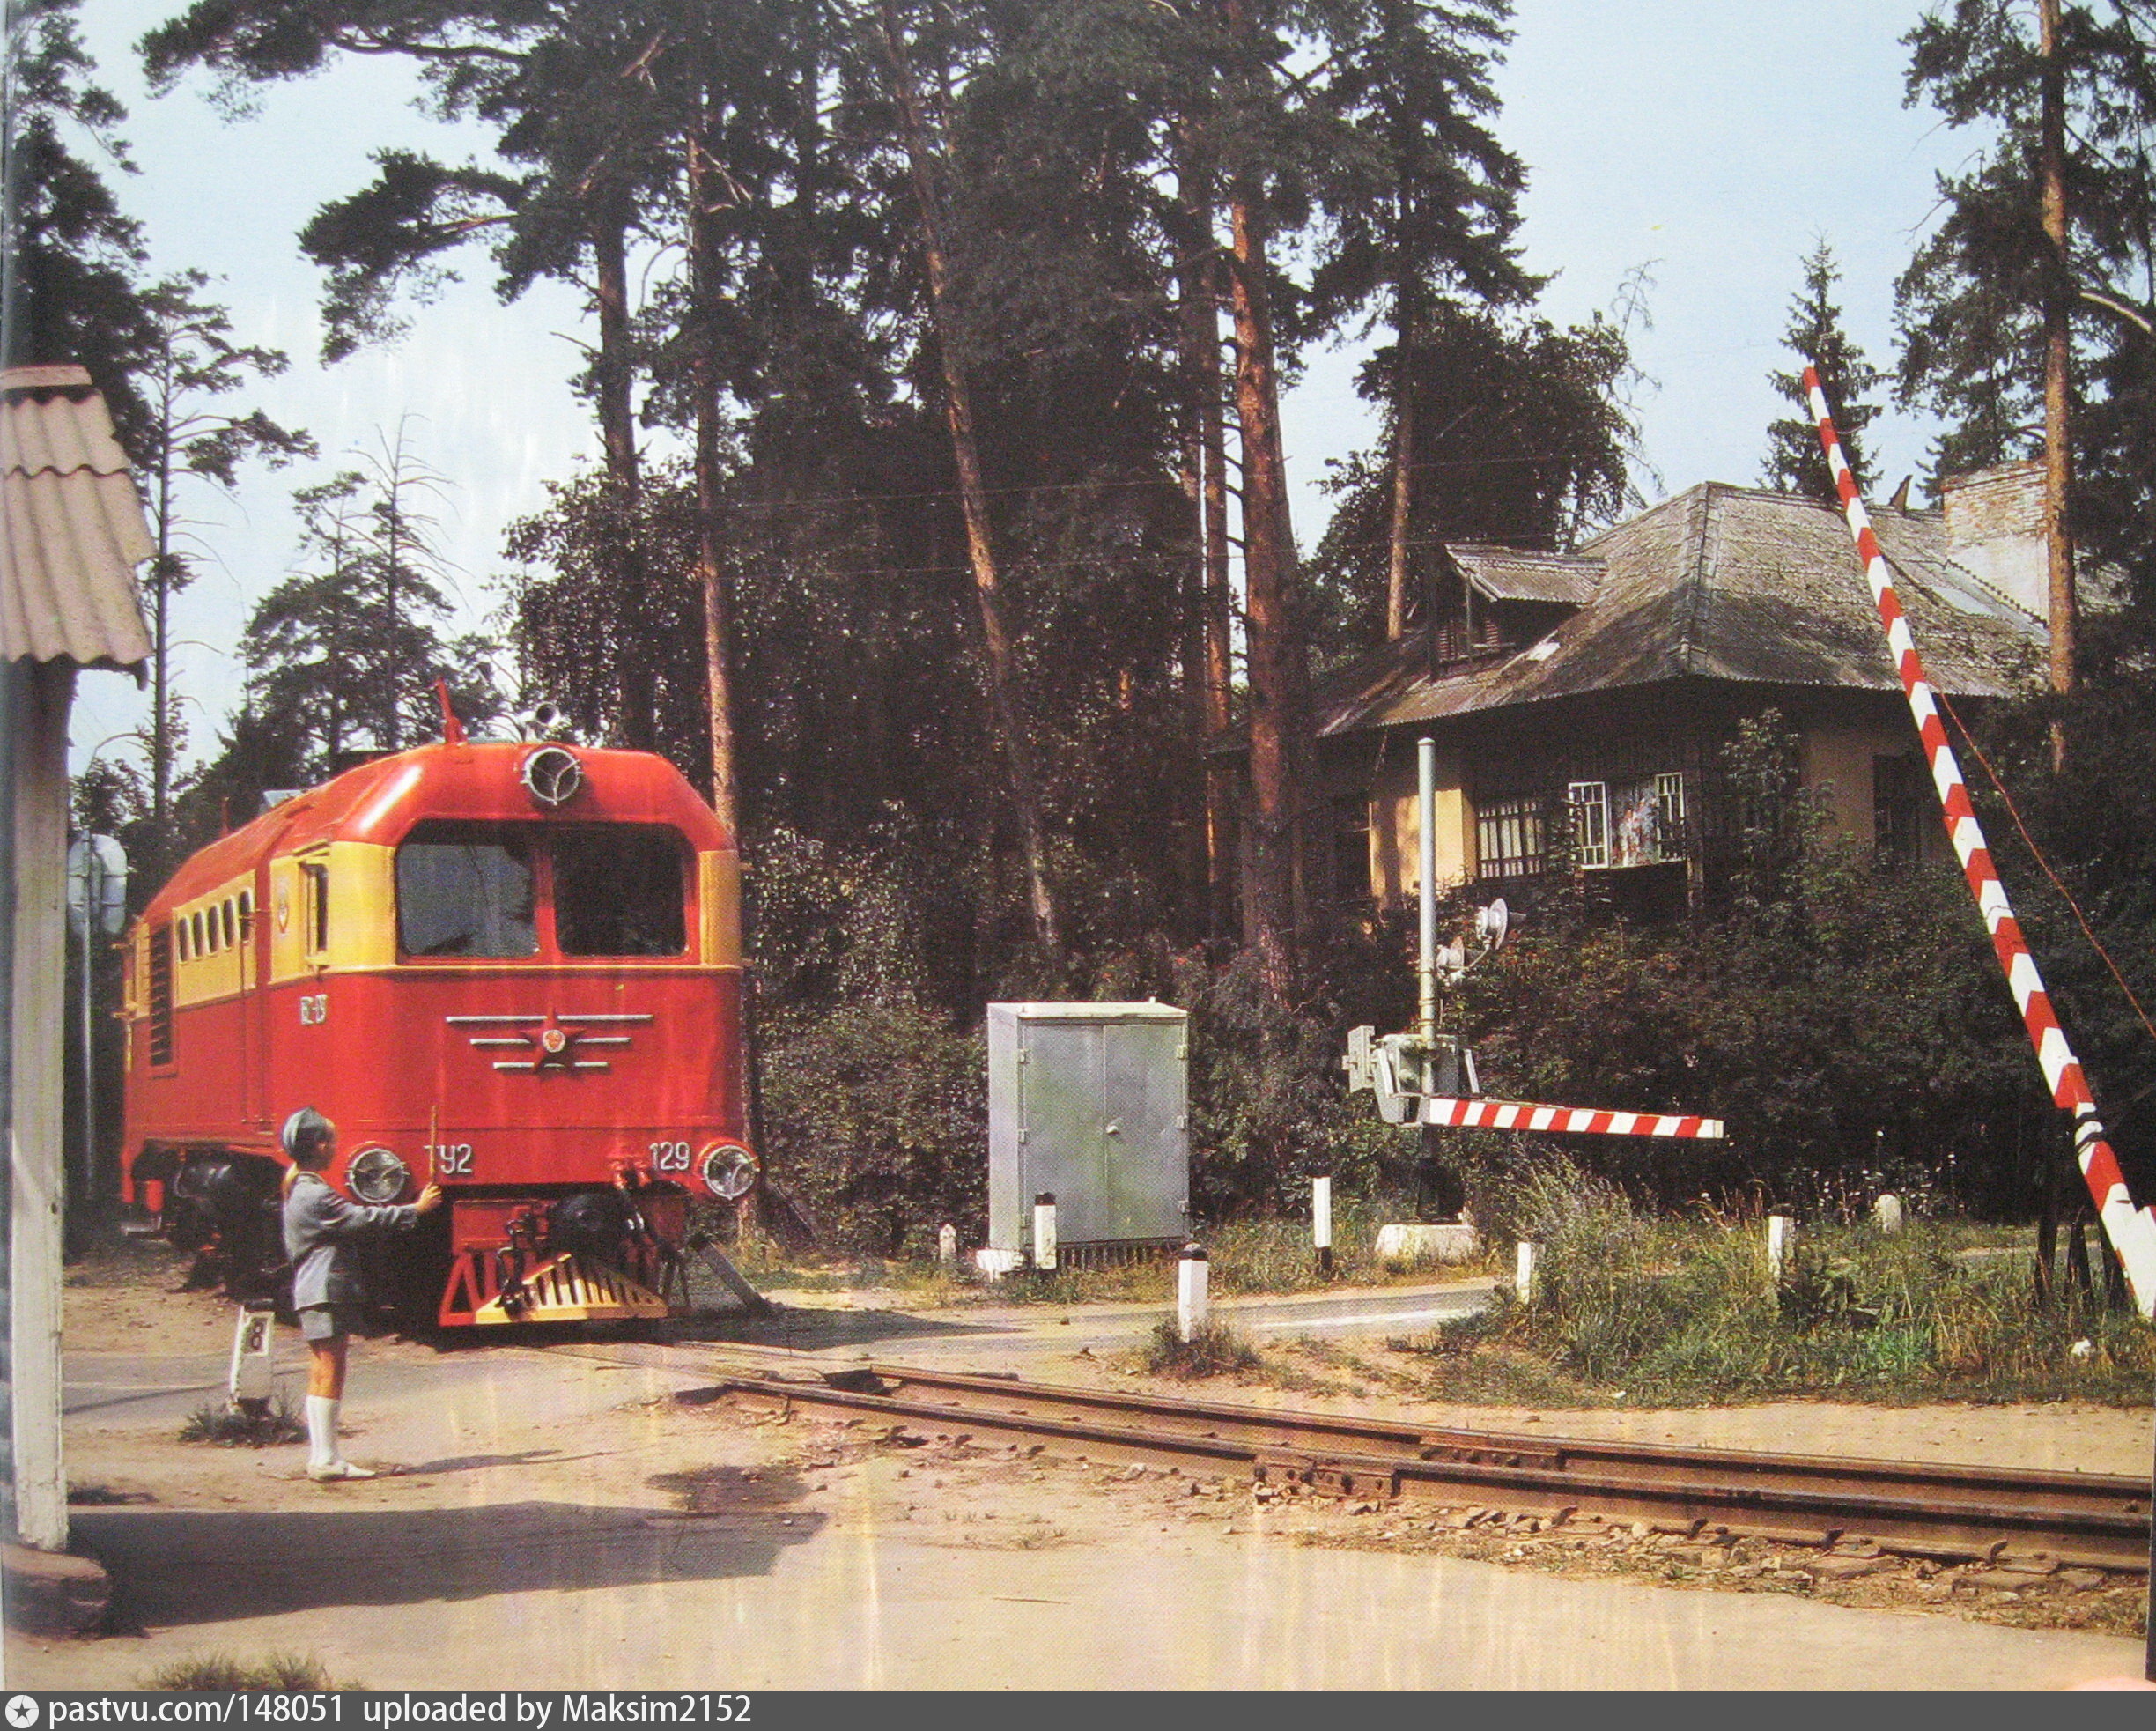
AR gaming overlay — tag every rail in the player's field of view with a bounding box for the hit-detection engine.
[685,1357,2149,1573]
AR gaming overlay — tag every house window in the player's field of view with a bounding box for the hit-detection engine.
[1569,781,1610,869]
[1476,794,1545,880]
[1656,771,1687,836]
[1330,795,1373,905]
[1873,755,1924,860]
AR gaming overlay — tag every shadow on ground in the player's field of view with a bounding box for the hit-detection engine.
[78,1491,824,1632]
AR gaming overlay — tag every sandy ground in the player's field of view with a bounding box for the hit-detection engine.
[12,1245,2152,1690]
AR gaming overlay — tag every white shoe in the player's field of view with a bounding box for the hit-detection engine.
[308,1460,379,1482]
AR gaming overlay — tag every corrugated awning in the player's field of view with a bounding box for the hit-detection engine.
[2,365,154,671]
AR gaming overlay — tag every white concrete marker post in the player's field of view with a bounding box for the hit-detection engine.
[1033,1193,1058,1273]
[1766,1214,1796,1290]
[1515,1240,1538,1307]
[937,1223,958,1268]
[1312,1175,1333,1279]
[227,1304,276,1411]
[1176,1242,1210,1342]
[1872,1194,1903,1236]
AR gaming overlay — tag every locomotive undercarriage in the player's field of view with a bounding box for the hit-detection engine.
[134,1144,693,1331]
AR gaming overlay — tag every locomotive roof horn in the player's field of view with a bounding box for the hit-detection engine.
[513,699,577,743]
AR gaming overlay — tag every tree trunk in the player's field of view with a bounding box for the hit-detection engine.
[2039,0,2077,774]
[1176,132,1236,941]
[1385,344,1416,641]
[1225,177,1312,996]
[686,91,739,837]
[591,208,656,751]
[151,440,174,856]
[877,1,1061,962]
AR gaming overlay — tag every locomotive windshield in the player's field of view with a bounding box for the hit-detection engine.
[552,825,688,957]
[396,823,540,958]
[395,820,688,959]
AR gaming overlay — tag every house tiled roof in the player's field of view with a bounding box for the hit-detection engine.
[2,365,154,671]
[1316,483,2042,738]
[1448,544,1604,606]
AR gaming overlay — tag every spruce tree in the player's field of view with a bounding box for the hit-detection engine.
[1764,240,1885,504]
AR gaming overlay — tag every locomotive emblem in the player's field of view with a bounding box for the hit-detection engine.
[443,1011,652,1072]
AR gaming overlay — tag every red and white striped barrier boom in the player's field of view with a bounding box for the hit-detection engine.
[1417,1098,1724,1139]
[1806,366,2156,1318]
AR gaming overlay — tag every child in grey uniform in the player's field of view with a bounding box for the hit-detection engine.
[279,1107,442,1481]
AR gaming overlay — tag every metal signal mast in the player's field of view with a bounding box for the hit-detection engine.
[1343,736,1725,1144]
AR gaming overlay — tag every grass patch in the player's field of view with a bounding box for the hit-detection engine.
[142,1653,355,1691]
[1140,1319,1261,1379]
[720,1193,1500,1308]
[1404,1172,2155,1406]
[179,1397,306,1447]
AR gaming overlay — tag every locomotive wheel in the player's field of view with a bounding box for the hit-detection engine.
[165,1150,286,1307]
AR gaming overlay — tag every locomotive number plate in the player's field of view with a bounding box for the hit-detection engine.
[650,1140,692,1172]
[298,993,329,1025]
[428,1143,476,1177]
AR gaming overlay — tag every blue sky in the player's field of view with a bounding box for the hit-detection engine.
[68,0,1983,780]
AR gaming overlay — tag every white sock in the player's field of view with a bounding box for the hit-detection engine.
[306,1395,338,1469]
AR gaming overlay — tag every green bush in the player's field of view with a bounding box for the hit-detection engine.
[759,1001,986,1258]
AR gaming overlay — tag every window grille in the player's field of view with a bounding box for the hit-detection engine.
[149,925,174,1067]
[1655,770,1686,834]
[1477,793,1545,879]
[1569,780,1610,869]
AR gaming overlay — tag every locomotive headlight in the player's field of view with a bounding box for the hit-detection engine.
[348,1145,411,1204]
[698,1142,757,1201]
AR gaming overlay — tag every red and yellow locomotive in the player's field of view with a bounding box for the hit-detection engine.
[120,718,755,1327]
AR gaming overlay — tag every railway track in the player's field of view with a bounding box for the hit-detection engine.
[684,1355,2151,1573]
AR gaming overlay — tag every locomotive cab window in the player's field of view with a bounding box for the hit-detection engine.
[301,860,330,956]
[551,825,689,957]
[395,823,539,958]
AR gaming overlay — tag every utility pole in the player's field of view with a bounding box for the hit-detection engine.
[2039,0,2077,773]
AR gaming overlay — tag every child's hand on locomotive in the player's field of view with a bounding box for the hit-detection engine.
[415,1183,445,1214]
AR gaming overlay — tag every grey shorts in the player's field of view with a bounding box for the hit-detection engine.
[298,1304,363,1343]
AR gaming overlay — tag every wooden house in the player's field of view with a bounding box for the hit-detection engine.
[1315,470,2049,918]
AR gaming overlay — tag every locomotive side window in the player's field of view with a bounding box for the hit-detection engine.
[148,925,174,1066]
[302,861,329,955]
[395,823,539,958]
[238,890,254,941]
[222,899,235,950]
[552,826,688,957]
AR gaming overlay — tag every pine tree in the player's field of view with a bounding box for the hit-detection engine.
[1,0,159,439]
[134,270,313,857]
[1764,241,1885,504]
